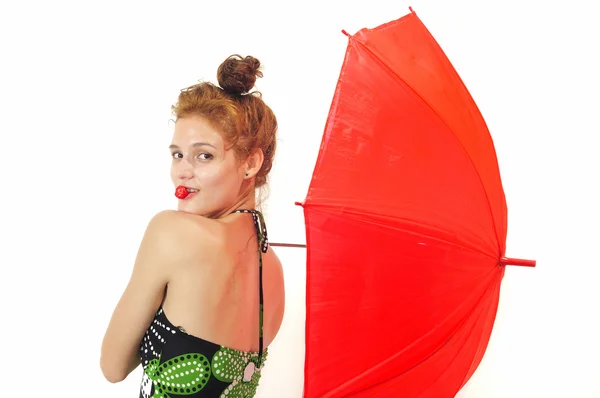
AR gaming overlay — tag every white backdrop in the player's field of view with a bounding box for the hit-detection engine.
[1,1,599,397]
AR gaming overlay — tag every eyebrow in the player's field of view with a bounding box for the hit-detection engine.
[169,142,217,150]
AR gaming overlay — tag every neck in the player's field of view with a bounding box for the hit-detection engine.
[208,186,257,219]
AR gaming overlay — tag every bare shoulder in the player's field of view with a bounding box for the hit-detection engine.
[145,210,225,260]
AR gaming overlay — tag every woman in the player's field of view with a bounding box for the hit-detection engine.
[101,54,285,398]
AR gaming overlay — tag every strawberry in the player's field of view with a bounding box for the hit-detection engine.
[175,185,189,199]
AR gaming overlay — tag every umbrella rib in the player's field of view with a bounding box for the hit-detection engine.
[456,271,503,390]
[307,205,499,262]
[350,33,503,256]
[323,266,500,397]
[414,276,501,396]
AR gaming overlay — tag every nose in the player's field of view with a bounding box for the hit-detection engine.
[174,157,194,180]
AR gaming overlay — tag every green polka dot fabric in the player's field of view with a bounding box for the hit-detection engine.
[141,353,211,396]
[139,309,269,397]
[138,209,269,398]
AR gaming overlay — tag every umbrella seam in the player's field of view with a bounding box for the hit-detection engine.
[351,17,503,258]
[456,268,503,391]
[305,205,498,263]
[417,275,500,398]
[329,267,500,397]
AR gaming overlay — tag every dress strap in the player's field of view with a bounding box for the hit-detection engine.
[231,209,268,366]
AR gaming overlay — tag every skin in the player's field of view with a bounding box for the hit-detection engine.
[100,115,285,383]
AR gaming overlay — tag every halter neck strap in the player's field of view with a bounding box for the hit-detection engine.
[231,209,267,366]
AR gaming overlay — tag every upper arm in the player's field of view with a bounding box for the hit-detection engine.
[100,210,184,383]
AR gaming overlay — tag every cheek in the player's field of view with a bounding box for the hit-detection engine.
[197,164,238,190]
[196,167,220,183]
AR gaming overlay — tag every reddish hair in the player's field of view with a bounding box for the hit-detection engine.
[171,54,277,188]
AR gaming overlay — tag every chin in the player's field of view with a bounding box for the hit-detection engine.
[177,202,201,215]
[178,202,215,217]
[178,208,199,215]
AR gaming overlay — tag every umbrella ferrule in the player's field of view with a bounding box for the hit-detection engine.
[500,257,536,267]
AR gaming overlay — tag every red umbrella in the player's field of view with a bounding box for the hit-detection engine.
[292,7,535,398]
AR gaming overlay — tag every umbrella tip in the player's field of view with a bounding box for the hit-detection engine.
[409,6,415,13]
[500,257,536,267]
[341,29,351,38]
[294,201,304,207]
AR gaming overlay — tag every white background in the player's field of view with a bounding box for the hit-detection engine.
[1,0,598,397]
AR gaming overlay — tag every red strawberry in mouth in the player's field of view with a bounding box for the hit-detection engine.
[175,186,199,199]
[175,185,189,199]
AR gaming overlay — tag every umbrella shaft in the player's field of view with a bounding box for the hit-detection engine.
[270,242,307,248]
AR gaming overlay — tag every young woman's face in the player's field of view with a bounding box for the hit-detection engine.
[169,116,247,217]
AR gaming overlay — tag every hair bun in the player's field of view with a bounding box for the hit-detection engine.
[217,54,263,95]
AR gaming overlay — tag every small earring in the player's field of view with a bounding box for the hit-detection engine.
[245,173,249,177]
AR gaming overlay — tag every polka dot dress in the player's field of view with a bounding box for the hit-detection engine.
[138,209,269,398]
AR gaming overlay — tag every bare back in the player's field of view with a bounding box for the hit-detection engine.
[160,211,285,353]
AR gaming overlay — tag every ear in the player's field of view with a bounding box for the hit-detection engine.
[243,149,264,179]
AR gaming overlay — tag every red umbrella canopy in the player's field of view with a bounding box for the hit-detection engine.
[299,8,535,398]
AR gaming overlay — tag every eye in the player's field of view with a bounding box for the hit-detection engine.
[171,152,183,159]
[198,153,213,160]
